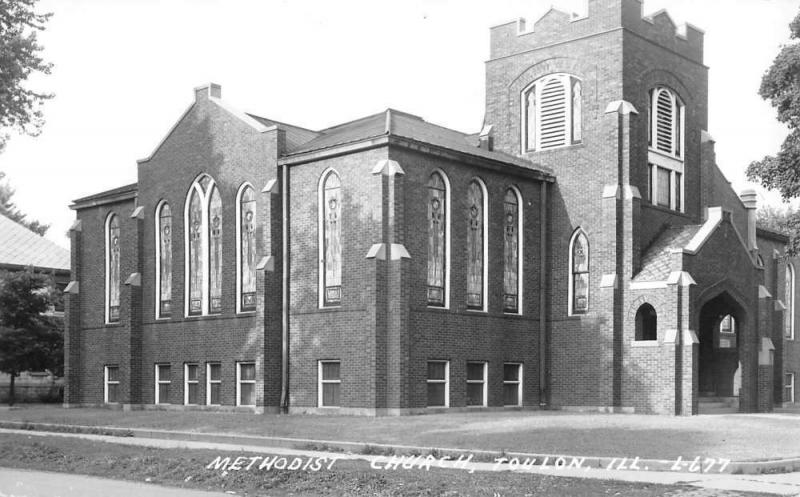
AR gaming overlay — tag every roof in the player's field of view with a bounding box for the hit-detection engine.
[0,214,70,272]
[71,183,138,209]
[634,224,703,282]
[246,114,321,151]
[756,225,790,244]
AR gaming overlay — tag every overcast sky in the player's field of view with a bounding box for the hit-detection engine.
[1,0,799,248]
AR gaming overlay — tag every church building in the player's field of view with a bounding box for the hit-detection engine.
[64,0,800,415]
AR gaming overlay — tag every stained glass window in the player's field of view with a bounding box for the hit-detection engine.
[571,230,589,314]
[787,263,795,339]
[322,172,342,306]
[427,172,447,306]
[188,188,203,316]
[239,186,257,312]
[107,213,120,323]
[208,185,222,314]
[503,189,520,313]
[466,180,484,310]
[157,202,172,317]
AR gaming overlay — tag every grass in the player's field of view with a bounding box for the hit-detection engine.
[0,433,774,497]
[1,406,799,461]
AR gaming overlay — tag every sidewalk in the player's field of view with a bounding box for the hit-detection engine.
[3,427,800,496]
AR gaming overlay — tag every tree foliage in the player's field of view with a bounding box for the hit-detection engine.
[746,9,800,254]
[0,269,63,405]
[0,0,53,152]
[0,171,49,235]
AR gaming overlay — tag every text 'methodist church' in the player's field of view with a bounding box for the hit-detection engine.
[64,0,800,415]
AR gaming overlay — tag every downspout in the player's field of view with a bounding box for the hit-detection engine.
[280,164,290,413]
[539,181,548,407]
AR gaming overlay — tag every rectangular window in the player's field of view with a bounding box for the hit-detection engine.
[155,364,171,404]
[318,361,341,407]
[503,363,523,407]
[786,373,795,404]
[206,362,221,406]
[656,167,671,207]
[184,363,199,405]
[104,366,119,404]
[427,360,449,407]
[675,172,682,212]
[647,164,654,203]
[466,362,487,407]
[237,362,256,407]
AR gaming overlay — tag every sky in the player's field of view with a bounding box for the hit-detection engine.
[1,0,799,249]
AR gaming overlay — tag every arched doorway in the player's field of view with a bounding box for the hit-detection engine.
[698,292,746,412]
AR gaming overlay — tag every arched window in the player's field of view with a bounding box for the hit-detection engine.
[635,304,657,341]
[184,174,222,316]
[503,188,523,314]
[320,170,342,306]
[522,73,582,152]
[155,201,172,318]
[647,87,684,212]
[427,171,449,307]
[466,179,487,311]
[105,213,120,323]
[718,314,737,348]
[569,229,589,315]
[237,184,257,312]
[787,262,795,340]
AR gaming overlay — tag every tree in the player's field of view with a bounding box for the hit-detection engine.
[746,9,800,254]
[0,171,49,235]
[0,0,53,153]
[0,269,63,406]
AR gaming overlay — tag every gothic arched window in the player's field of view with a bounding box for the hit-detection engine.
[466,179,487,311]
[106,213,120,323]
[503,188,522,314]
[427,171,449,307]
[320,171,342,306]
[635,303,657,341]
[237,185,257,312]
[787,262,795,340]
[155,201,172,318]
[647,87,685,212]
[208,185,222,314]
[185,174,222,316]
[522,73,582,152]
[569,229,589,315]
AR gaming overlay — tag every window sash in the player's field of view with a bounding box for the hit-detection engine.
[207,363,221,406]
[466,362,486,407]
[156,364,171,404]
[503,363,522,407]
[105,366,120,404]
[237,362,256,407]
[786,373,795,403]
[319,361,342,407]
[426,361,449,407]
[185,364,199,405]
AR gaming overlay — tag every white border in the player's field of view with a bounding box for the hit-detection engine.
[428,169,452,309]
[206,362,221,406]
[318,169,342,309]
[184,363,198,405]
[787,372,796,403]
[426,360,450,408]
[155,363,170,404]
[183,174,217,317]
[466,361,487,407]
[104,365,119,404]
[104,212,118,324]
[236,361,256,407]
[235,182,257,314]
[568,228,589,316]
[317,360,342,408]
[154,200,170,319]
[520,73,582,153]
[787,262,795,340]
[503,362,523,407]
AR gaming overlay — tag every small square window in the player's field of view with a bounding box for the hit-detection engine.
[206,363,221,406]
[503,363,522,407]
[466,362,487,407]
[427,361,449,407]
[237,362,256,407]
[185,364,199,405]
[318,361,341,407]
[104,366,120,404]
[155,364,171,404]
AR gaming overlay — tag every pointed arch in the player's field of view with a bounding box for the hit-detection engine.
[521,73,583,152]
[105,212,120,324]
[154,200,172,318]
[568,228,589,315]
[184,173,220,316]
[236,183,257,313]
[427,169,451,308]
[318,169,342,307]
[466,177,488,311]
[787,262,795,340]
[503,186,523,314]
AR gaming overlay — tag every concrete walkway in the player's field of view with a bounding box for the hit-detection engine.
[3,428,800,495]
[0,468,227,497]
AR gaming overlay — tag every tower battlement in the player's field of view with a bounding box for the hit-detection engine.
[490,0,704,64]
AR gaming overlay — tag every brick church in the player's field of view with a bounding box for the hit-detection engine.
[64,0,800,415]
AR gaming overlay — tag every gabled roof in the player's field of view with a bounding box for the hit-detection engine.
[246,114,320,151]
[0,214,69,272]
[634,224,703,282]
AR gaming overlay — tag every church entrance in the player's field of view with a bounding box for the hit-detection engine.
[697,292,745,413]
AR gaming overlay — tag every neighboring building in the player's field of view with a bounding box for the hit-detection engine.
[64,0,798,414]
[0,214,70,402]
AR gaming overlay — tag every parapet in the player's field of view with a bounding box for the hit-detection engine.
[489,0,703,64]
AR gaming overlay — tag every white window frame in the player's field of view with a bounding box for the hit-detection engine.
[787,262,795,340]
[184,363,199,405]
[206,362,221,406]
[647,87,685,213]
[318,168,343,309]
[104,365,119,404]
[236,361,256,407]
[426,360,450,408]
[786,373,795,404]
[503,363,523,407]
[568,228,589,316]
[317,360,342,408]
[154,200,171,319]
[183,174,218,317]
[520,73,582,153]
[466,178,489,313]
[235,182,257,314]
[426,169,452,309]
[504,186,524,315]
[155,363,171,405]
[104,212,119,324]
[466,361,487,407]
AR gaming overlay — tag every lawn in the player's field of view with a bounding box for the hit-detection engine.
[0,433,773,497]
[1,406,799,461]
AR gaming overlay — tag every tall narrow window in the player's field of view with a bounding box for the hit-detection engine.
[187,187,204,315]
[786,373,796,403]
[522,73,582,152]
[206,362,221,406]
[321,171,342,306]
[238,185,257,312]
[106,213,120,323]
[237,362,256,407]
[155,202,172,318]
[503,363,522,407]
[647,87,684,212]
[787,263,795,340]
[503,188,522,313]
[184,363,198,405]
[208,185,222,314]
[155,364,171,404]
[466,180,486,310]
[104,366,119,404]
[427,172,448,307]
[569,229,589,315]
